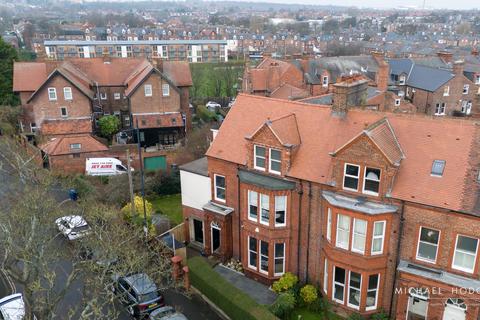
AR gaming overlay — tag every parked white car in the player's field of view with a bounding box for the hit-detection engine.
[55,215,91,240]
[0,293,25,320]
[205,101,221,111]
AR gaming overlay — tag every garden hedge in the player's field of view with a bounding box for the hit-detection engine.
[187,256,278,320]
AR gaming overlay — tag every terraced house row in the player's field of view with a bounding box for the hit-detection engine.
[179,80,480,319]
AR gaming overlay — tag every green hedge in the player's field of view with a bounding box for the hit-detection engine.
[188,256,278,320]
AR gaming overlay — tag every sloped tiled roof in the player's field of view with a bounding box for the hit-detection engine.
[13,62,47,92]
[132,113,184,129]
[40,119,92,135]
[40,134,108,156]
[163,61,193,87]
[365,118,405,165]
[267,113,301,147]
[270,84,309,100]
[207,94,479,213]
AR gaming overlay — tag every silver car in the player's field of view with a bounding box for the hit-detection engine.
[148,306,188,320]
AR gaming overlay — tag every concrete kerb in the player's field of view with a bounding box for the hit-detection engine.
[190,286,231,320]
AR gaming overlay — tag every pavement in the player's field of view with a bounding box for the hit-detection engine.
[214,264,277,305]
[0,139,221,320]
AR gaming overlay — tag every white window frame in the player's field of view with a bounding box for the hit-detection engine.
[416,226,440,264]
[362,167,381,196]
[463,84,469,95]
[326,208,332,242]
[323,258,328,293]
[248,236,257,270]
[144,84,153,97]
[435,103,446,116]
[114,92,121,100]
[100,92,107,100]
[274,195,286,227]
[248,190,258,222]
[443,86,450,96]
[70,143,81,150]
[333,266,346,304]
[336,214,351,250]
[365,274,380,311]
[322,75,329,87]
[48,87,57,101]
[260,194,269,226]
[399,75,406,85]
[347,271,362,310]
[60,107,68,118]
[269,148,282,175]
[352,218,367,255]
[214,174,226,203]
[254,145,266,171]
[452,234,479,273]
[371,221,386,255]
[476,75,480,85]
[395,98,401,106]
[162,83,170,96]
[343,163,360,192]
[259,240,269,275]
[274,242,285,276]
[63,87,73,100]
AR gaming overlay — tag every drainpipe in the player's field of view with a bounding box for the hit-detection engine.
[304,181,313,283]
[389,200,405,318]
[296,182,304,281]
[237,166,241,261]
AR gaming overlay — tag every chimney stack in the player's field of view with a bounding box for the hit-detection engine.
[437,51,453,64]
[453,60,465,76]
[331,75,369,117]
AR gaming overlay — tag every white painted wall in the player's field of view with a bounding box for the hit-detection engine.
[180,170,211,210]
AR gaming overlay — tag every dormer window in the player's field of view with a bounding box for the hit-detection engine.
[363,167,381,196]
[443,86,450,96]
[269,149,281,174]
[322,76,329,87]
[343,164,360,191]
[254,145,266,171]
[431,160,445,177]
[399,75,406,85]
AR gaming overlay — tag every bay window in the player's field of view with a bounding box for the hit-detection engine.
[274,243,285,276]
[416,227,440,263]
[452,235,478,273]
[366,274,379,311]
[333,267,346,303]
[260,241,269,274]
[254,145,266,170]
[363,167,381,195]
[352,219,367,254]
[348,271,362,309]
[248,237,257,269]
[275,196,286,226]
[248,191,258,221]
[260,194,269,225]
[336,214,351,249]
[371,221,386,255]
[343,164,360,191]
[269,149,282,174]
[214,174,226,202]
[326,208,332,242]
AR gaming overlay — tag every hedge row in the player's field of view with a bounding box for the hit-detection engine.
[187,256,278,320]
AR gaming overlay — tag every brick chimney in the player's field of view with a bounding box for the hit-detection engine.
[331,75,369,117]
[453,60,465,76]
[437,51,453,64]
[152,58,164,72]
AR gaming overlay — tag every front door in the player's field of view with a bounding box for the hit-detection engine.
[443,299,466,320]
[211,224,221,253]
[192,219,204,245]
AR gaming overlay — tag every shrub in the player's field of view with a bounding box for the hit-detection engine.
[121,195,154,220]
[187,257,277,320]
[69,174,95,198]
[98,115,120,140]
[300,284,318,305]
[347,312,365,320]
[269,292,295,319]
[371,310,390,320]
[308,296,331,316]
[197,105,218,122]
[144,170,180,196]
[272,272,298,294]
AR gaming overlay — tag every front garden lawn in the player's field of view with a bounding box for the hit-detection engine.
[290,308,342,320]
[148,194,182,225]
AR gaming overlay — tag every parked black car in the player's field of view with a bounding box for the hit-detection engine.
[111,273,165,317]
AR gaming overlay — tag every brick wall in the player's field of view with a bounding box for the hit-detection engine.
[129,72,181,114]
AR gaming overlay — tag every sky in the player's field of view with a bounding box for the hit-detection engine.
[224,0,478,10]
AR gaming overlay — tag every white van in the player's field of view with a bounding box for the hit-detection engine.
[85,158,131,176]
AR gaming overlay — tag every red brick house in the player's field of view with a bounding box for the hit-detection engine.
[180,92,480,318]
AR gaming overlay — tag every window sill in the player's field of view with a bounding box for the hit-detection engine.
[451,266,474,274]
[415,257,437,265]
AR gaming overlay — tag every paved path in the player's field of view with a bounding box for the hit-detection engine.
[214,264,277,305]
